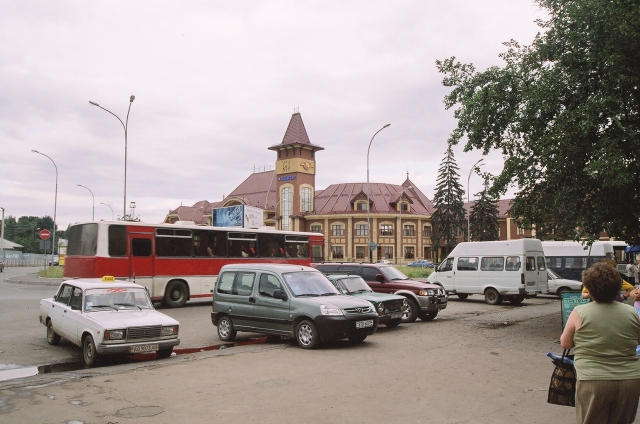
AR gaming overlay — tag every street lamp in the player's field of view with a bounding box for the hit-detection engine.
[1,207,4,263]
[31,149,58,266]
[367,123,391,263]
[467,158,484,242]
[77,184,95,221]
[89,95,135,217]
[398,185,412,265]
[100,202,114,221]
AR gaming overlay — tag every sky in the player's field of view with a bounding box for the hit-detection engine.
[0,0,547,231]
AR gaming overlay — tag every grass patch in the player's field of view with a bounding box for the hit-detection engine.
[397,266,433,279]
[37,266,64,278]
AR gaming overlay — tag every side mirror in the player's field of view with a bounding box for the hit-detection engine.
[273,289,288,301]
[376,274,385,283]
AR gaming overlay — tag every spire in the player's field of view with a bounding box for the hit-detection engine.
[268,111,324,152]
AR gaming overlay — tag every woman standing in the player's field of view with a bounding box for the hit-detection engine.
[561,262,640,423]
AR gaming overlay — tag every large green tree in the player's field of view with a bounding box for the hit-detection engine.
[469,179,500,241]
[1,215,62,253]
[437,0,640,245]
[431,146,467,260]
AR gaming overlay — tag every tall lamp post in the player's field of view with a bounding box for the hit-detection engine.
[89,95,135,217]
[398,185,412,265]
[77,184,95,221]
[1,207,5,263]
[31,149,58,264]
[100,202,114,221]
[467,158,484,242]
[367,123,391,263]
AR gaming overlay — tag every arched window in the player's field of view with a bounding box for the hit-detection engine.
[301,187,312,212]
[281,187,292,231]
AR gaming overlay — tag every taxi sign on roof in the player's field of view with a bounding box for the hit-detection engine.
[101,276,116,282]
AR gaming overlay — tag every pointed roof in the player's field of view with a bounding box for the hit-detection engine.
[268,112,324,152]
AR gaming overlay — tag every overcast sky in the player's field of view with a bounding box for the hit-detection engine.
[1,1,546,230]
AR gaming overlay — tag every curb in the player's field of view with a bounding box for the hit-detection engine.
[5,274,63,287]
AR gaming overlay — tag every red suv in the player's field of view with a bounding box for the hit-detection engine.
[314,262,447,322]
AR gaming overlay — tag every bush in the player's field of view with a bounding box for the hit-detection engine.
[397,266,432,279]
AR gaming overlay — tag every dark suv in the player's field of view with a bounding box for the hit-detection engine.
[313,262,447,322]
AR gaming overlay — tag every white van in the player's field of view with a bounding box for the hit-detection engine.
[427,239,548,305]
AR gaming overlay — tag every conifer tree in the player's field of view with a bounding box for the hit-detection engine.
[469,179,500,241]
[431,146,466,260]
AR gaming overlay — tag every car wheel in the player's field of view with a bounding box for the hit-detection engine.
[509,295,525,305]
[419,311,438,321]
[217,316,237,342]
[156,348,173,359]
[46,320,60,345]
[385,318,402,328]
[457,293,469,300]
[556,287,570,298]
[484,288,503,305]
[83,335,101,367]
[348,334,367,343]
[163,280,188,308]
[296,319,320,349]
[401,298,419,323]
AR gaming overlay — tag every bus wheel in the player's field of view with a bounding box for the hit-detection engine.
[164,280,188,308]
[484,288,503,305]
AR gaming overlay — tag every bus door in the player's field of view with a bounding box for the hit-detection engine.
[128,229,154,285]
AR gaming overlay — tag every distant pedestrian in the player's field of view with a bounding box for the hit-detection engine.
[627,259,638,286]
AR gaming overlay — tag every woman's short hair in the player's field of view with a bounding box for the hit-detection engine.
[582,262,621,303]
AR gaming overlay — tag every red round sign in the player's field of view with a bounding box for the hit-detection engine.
[40,229,51,240]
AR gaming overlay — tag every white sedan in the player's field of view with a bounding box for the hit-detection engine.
[547,269,583,297]
[39,276,180,366]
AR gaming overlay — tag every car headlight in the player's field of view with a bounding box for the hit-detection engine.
[376,302,385,313]
[104,329,125,340]
[320,304,343,316]
[161,326,179,336]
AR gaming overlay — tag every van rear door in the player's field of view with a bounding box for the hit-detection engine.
[523,253,547,294]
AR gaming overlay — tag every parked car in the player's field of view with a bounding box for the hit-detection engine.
[547,269,582,297]
[324,274,408,328]
[211,264,379,349]
[376,259,392,265]
[48,255,60,266]
[0,260,4,272]
[407,260,434,268]
[39,276,180,366]
[313,262,447,323]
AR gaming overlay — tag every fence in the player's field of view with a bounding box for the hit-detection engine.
[0,251,49,267]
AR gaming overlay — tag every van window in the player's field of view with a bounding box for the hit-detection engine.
[258,273,283,298]
[481,257,504,271]
[537,256,546,271]
[457,257,479,271]
[439,258,453,272]
[526,257,536,271]
[217,272,235,294]
[235,272,256,296]
[505,257,521,271]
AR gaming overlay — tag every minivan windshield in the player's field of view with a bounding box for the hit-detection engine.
[379,266,410,281]
[283,271,340,297]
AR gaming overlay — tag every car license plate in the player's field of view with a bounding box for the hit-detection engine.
[356,319,373,329]
[526,281,536,286]
[130,344,158,353]
[390,312,403,319]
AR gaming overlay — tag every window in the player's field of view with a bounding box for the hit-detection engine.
[423,226,432,237]
[234,272,256,296]
[403,225,414,236]
[505,256,521,271]
[525,256,536,271]
[281,187,292,231]
[285,235,309,258]
[380,224,393,236]
[517,227,525,235]
[439,258,454,272]
[457,257,479,271]
[361,267,379,281]
[384,246,393,259]
[356,201,367,211]
[156,228,192,257]
[67,223,99,256]
[537,256,546,271]
[217,272,235,294]
[132,238,152,257]
[310,224,322,233]
[355,224,368,236]
[404,246,414,259]
[356,246,365,259]
[481,257,505,271]
[259,273,283,298]
[332,224,344,236]
[107,225,126,257]
[400,202,408,212]
[331,245,344,259]
[301,187,312,212]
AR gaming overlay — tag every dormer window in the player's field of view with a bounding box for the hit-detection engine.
[399,201,408,212]
[356,201,367,211]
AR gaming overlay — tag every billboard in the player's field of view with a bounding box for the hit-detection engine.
[212,205,263,229]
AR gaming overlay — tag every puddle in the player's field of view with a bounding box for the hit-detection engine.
[0,336,269,383]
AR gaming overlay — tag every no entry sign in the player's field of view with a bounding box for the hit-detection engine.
[40,229,51,240]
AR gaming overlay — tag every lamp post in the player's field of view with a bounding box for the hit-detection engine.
[467,158,484,242]
[31,149,58,265]
[89,95,135,217]
[100,202,114,221]
[1,207,4,263]
[77,184,95,221]
[398,185,412,265]
[367,123,391,263]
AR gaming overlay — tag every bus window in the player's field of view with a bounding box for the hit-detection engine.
[228,233,257,258]
[505,256,521,271]
[108,225,127,256]
[156,228,192,257]
[67,223,98,256]
[285,235,309,258]
[132,238,152,257]
[312,244,324,262]
[258,233,285,257]
[457,257,478,271]
[481,257,504,271]
[194,230,226,257]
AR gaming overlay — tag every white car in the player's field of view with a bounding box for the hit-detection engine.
[547,269,582,297]
[39,276,180,366]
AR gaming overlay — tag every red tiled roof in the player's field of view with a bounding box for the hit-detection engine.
[463,198,512,218]
[226,170,278,210]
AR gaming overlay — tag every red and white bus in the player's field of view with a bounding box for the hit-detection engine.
[64,221,325,307]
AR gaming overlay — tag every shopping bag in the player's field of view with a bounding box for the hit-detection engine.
[547,349,576,407]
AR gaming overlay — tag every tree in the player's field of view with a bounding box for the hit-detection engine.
[469,179,500,241]
[431,146,467,260]
[1,215,63,253]
[436,0,640,245]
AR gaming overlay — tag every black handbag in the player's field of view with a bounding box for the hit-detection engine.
[547,349,576,407]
